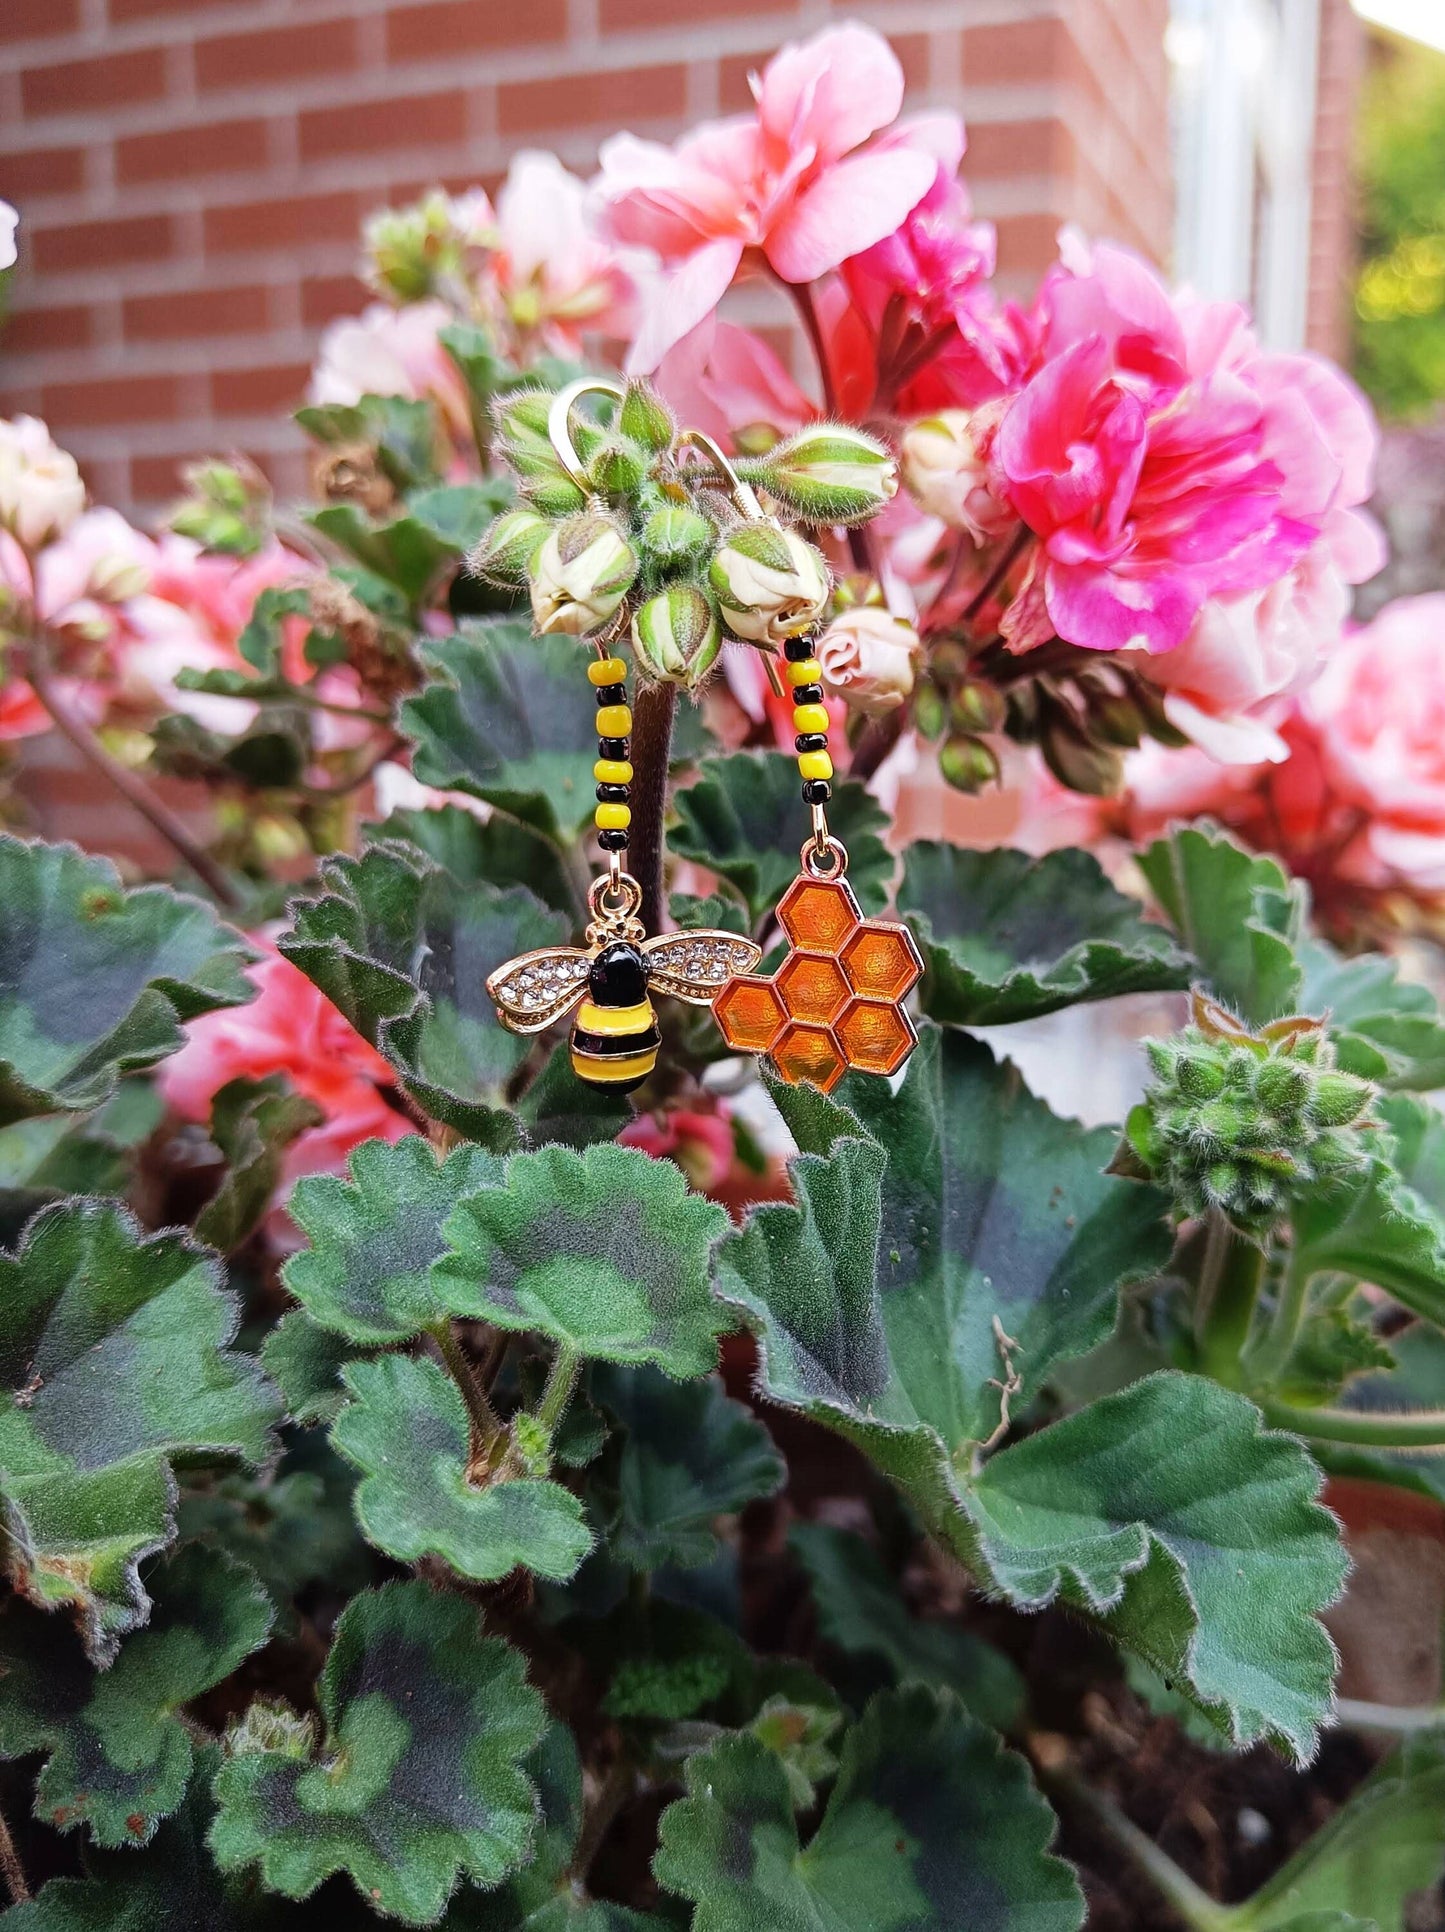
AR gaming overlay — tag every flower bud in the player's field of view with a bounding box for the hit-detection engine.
[1038,700,1123,797]
[618,381,676,455]
[528,514,638,637]
[939,732,1000,794]
[631,584,722,687]
[0,416,86,550]
[815,607,918,718]
[708,525,829,646]
[640,504,715,577]
[168,458,270,558]
[913,680,947,741]
[949,679,1007,735]
[737,424,897,526]
[363,189,494,302]
[469,506,552,588]
[899,407,1013,545]
[585,437,648,498]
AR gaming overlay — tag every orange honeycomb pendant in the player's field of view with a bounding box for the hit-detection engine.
[714,872,923,1092]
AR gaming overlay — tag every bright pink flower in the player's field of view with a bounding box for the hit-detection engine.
[598,24,944,370]
[0,679,49,741]
[160,941,408,1199]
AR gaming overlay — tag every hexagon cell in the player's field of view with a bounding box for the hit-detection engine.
[842,923,922,1003]
[714,976,788,1054]
[772,1021,847,1092]
[776,876,860,954]
[836,999,915,1076]
[776,951,851,1026]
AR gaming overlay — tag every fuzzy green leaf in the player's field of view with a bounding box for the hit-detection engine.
[1139,823,1302,1024]
[0,836,254,1125]
[1298,938,1445,1092]
[0,1200,280,1660]
[309,502,457,606]
[436,1145,732,1377]
[898,843,1189,1026]
[790,1522,1025,1733]
[1233,1731,1445,1932]
[718,1026,1171,1456]
[590,1365,785,1572]
[513,1043,632,1152]
[1290,1138,1445,1328]
[195,1075,324,1252]
[279,839,566,1142]
[653,1684,1083,1931]
[210,1578,547,1925]
[332,1353,592,1582]
[451,1725,663,1929]
[671,753,893,925]
[375,804,581,921]
[400,624,601,843]
[260,1311,368,1428]
[0,1545,270,1847]
[285,1135,501,1344]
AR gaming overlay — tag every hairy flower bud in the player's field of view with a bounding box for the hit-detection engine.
[618,381,676,456]
[631,583,722,687]
[469,506,552,588]
[585,437,649,498]
[168,457,271,559]
[737,424,897,526]
[493,389,589,515]
[708,526,829,645]
[900,407,1013,545]
[1121,994,1377,1236]
[363,188,493,302]
[640,504,715,577]
[528,514,638,636]
[939,732,1001,794]
[815,607,918,717]
[0,416,86,550]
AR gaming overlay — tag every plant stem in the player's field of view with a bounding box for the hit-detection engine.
[1256,1396,1445,1452]
[430,1319,504,1454]
[569,1754,633,1891]
[849,709,904,784]
[1050,1770,1234,1932]
[1244,1246,1314,1391]
[0,1801,29,1906]
[27,649,241,909]
[629,679,677,936]
[960,525,1031,632]
[1195,1216,1262,1387]
[1335,1695,1445,1732]
[536,1343,581,1433]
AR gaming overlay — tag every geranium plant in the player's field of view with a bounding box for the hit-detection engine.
[4,24,1445,1930]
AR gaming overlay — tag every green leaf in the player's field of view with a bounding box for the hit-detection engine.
[789,1522,1025,1733]
[0,1200,280,1660]
[897,843,1189,1026]
[1139,823,1302,1024]
[297,393,442,491]
[285,1135,501,1345]
[1298,938,1445,1091]
[195,1075,324,1252]
[309,502,456,607]
[718,1026,1171,1456]
[333,1353,592,1582]
[590,1364,785,1571]
[961,1372,1346,1760]
[408,481,514,554]
[0,1098,150,1245]
[1290,1145,1445,1328]
[0,1545,270,1847]
[375,804,580,921]
[671,753,893,926]
[1233,1730,1445,1932]
[669,891,749,938]
[436,1144,732,1377]
[452,1724,663,1929]
[279,839,567,1142]
[513,1043,632,1152]
[0,836,254,1125]
[236,584,313,677]
[653,1684,1083,1931]
[399,624,601,843]
[210,1578,547,1925]
[259,1311,367,1428]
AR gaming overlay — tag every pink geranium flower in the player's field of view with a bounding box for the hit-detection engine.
[597,23,944,370]
[160,941,408,1202]
[490,150,641,352]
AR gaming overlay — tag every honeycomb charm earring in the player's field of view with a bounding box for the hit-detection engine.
[713,632,924,1093]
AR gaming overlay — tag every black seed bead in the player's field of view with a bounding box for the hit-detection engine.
[598,737,629,760]
[783,637,815,662]
[790,683,824,706]
[595,783,630,805]
[594,683,627,707]
[802,778,832,805]
[794,732,828,754]
[597,827,630,852]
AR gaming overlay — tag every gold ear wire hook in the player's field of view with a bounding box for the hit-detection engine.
[546,377,626,493]
[675,426,768,522]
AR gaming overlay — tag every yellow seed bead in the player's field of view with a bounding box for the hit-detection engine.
[595,802,632,831]
[797,750,834,782]
[792,703,831,736]
[786,658,822,687]
[588,656,628,686]
[594,758,634,785]
[595,704,632,738]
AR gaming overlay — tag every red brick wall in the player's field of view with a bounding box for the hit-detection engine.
[1307,0,1366,364]
[0,0,1172,517]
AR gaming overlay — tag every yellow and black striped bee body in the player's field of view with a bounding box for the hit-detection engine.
[487,927,762,1095]
[568,941,661,1093]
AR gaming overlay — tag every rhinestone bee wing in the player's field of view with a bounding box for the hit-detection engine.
[642,930,762,1005]
[486,947,593,1034]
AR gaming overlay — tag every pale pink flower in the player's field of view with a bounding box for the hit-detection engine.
[656,319,815,447]
[160,941,408,1200]
[492,151,640,350]
[899,404,1012,544]
[0,416,86,551]
[815,606,919,716]
[309,299,470,437]
[0,201,17,274]
[598,23,943,370]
